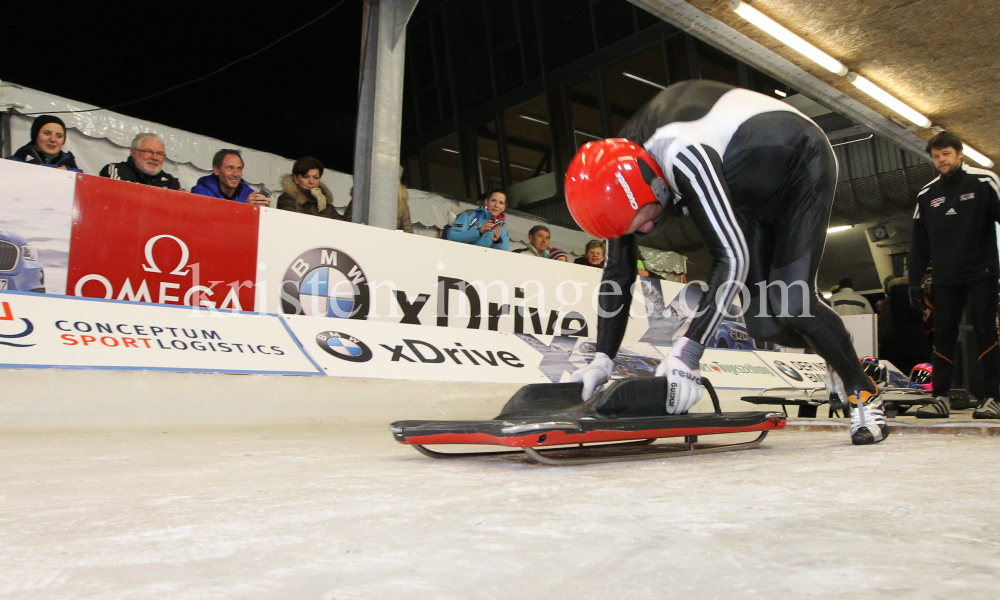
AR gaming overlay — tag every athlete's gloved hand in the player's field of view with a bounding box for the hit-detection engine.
[908,286,923,310]
[656,337,704,414]
[570,352,615,400]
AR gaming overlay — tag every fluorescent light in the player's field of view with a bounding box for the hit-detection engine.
[622,72,667,90]
[827,225,852,233]
[441,148,459,154]
[519,114,548,125]
[774,89,787,97]
[479,155,534,172]
[847,72,932,128]
[962,144,994,168]
[729,0,848,77]
[520,113,601,140]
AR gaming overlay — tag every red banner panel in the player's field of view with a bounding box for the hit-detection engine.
[67,175,260,311]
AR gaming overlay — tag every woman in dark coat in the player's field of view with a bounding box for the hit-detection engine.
[7,115,82,172]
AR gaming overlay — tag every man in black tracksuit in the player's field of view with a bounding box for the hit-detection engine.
[908,131,1000,419]
[99,132,181,190]
[565,80,886,445]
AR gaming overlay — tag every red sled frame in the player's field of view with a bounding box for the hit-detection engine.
[391,379,786,466]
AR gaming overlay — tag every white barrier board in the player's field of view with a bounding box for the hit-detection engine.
[0,291,321,375]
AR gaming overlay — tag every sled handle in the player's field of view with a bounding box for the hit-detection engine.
[702,378,723,416]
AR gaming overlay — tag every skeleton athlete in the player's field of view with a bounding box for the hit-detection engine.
[565,80,886,445]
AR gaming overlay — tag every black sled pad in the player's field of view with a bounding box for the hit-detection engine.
[390,377,785,465]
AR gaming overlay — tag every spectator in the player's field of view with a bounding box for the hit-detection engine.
[879,276,931,376]
[829,277,874,316]
[549,248,569,262]
[396,165,414,233]
[444,189,509,250]
[276,156,346,220]
[513,225,550,257]
[908,131,1000,419]
[574,240,606,268]
[191,149,269,206]
[7,115,81,172]
[99,133,180,190]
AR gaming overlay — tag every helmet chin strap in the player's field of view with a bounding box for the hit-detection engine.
[651,177,672,209]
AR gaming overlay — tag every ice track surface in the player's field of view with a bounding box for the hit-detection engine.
[2,370,999,600]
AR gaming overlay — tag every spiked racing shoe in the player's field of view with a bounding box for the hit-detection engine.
[973,398,1000,420]
[849,389,888,445]
[916,396,950,419]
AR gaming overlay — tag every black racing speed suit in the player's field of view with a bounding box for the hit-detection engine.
[597,80,873,395]
[908,165,1000,399]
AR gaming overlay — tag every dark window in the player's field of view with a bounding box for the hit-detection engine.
[431,10,454,121]
[503,96,553,183]
[536,0,595,72]
[634,3,660,30]
[602,45,668,135]
[477,120,503,194]
[404,153,423,190]
[697,40,740,86]
[516,0,542,82]
[664,34,690,83]
[445,0,493,111]
[408,18,441,131]
[424,132,466,198]
[748,67,794,100]
[592,0,636,49]
[568,77,604,149]
[402,64,418,138]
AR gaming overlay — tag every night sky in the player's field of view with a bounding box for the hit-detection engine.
[4,1,365,174]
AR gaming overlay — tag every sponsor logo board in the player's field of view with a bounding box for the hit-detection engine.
[0,291,320,375]
[756,351,828,388]
[654,346,785,389]
[68,177,260,311]
[283,315,551,383]
[258,209,641,339]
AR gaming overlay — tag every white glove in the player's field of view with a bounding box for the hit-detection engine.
[656,337,704,414]
[570,352,614,400]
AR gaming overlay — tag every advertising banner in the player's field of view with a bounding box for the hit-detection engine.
[0,160,77,295]
[67,176,260,310]
[256,209,682,343]
[755,351,829,389]
[284,316,551,383]
[0,291,321,375]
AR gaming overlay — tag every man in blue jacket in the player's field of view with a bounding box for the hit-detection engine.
[191,149,270,206]
[445,189,510,250]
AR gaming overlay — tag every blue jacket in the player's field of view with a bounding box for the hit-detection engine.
[191,174,255,202]
[445,207,509,250]
[7,143,82,173]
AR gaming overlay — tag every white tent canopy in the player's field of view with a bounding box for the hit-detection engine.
[0,81,686,271]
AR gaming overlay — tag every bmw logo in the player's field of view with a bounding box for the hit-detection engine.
[316,331,373,362]
[281,248,370,319]
[773,360,802,381]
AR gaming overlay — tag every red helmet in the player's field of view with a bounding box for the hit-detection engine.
[565,139,665,240]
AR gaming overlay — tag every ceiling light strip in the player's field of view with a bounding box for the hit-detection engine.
[846,73,931,128]
[729,0,847,76]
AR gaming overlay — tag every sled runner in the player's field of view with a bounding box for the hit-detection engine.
[390,377,785,465]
